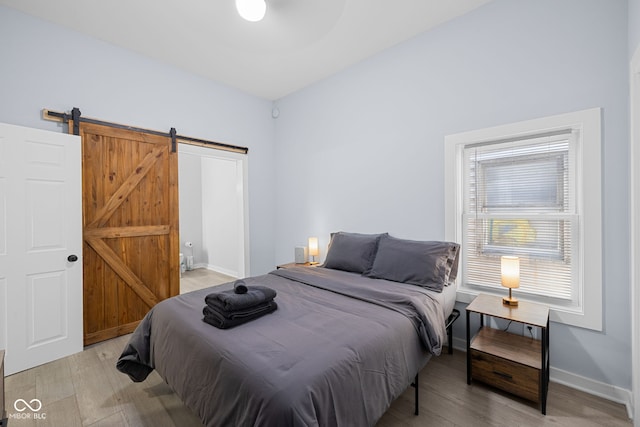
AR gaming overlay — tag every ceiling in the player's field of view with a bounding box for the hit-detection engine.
[1,0,492,100]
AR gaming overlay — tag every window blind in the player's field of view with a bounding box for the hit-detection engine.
[461,132,578,302]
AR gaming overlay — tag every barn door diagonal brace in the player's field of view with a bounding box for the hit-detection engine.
[85,146,166,229]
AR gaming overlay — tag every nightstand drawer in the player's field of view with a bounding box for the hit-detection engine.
[471,349,539,402]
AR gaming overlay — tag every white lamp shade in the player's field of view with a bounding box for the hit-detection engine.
[235,0,266,22]
[308,237,319,257]
[501,256,520,288]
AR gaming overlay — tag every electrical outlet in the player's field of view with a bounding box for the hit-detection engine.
[524,324,538,340]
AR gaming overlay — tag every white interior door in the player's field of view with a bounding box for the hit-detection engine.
[0,122,82,375]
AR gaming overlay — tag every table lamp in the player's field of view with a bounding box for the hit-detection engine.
[308,237,319,264]
[501,255,520,306]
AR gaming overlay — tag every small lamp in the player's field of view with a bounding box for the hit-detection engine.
[501,256,520,306]
[308,237,319,265]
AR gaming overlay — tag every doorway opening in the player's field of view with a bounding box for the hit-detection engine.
[178,143,249,293]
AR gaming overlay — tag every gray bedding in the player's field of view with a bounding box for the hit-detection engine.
[117,266,450,427]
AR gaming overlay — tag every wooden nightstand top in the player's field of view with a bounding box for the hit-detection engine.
[276,262,317,269]
[467,293,549,327]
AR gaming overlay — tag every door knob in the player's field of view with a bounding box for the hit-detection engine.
[67,254,78,262]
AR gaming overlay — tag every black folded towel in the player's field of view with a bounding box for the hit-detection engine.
[234,279,248,294]
[202,301,278,329]
[205,286,277,312]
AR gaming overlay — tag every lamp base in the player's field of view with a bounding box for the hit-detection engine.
[502,296,518,306]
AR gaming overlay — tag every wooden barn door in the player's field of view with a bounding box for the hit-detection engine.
[73,121,179,345]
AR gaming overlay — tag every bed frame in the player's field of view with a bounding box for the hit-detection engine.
[118,265,460,426]
[411,308,460,415]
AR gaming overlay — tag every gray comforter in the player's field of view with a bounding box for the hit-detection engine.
[117,266,448,427]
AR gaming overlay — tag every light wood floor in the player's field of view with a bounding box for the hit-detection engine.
[180,267,235,294]
[4,269,631,427]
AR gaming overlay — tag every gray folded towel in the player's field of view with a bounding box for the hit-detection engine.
[205,285,277,312]
[202,301,278,329]
[234,279,248,294]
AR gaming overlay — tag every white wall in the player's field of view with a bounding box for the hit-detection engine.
[630,0,640,59]
[0,6,277,275]
[201,156,242,276]
[274,0,631,393]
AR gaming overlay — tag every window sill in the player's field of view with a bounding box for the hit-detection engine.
[456,286,601,331]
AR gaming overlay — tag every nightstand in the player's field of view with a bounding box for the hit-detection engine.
[466,294,550,414]
[276,262,316,269]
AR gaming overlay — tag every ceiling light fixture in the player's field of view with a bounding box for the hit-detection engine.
[235,0,266,22]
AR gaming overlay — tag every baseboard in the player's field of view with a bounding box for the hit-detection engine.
[550,367,633,419]
[451,337,633,419]
[451,336,467,352]
[199,264,238,278]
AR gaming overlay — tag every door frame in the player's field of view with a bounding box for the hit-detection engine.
[178,143,250,278]
[630,45,640,425]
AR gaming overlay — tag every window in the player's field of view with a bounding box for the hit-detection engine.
[445,108,602,330]
[464,133,575,301]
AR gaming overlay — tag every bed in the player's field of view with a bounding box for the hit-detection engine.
[117,233,460,426]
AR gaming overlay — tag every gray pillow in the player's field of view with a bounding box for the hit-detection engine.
[447,244,461,285]
[365,235,460,292]
[323,232,386,274]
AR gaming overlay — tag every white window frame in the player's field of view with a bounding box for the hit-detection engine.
[445,108,602,331]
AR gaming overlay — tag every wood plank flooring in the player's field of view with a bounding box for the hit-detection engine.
[180,267,235,294]
[4,269,631,426]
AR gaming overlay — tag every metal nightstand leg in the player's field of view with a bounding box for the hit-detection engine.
[466,309,471,384]
[541,317,550,414]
